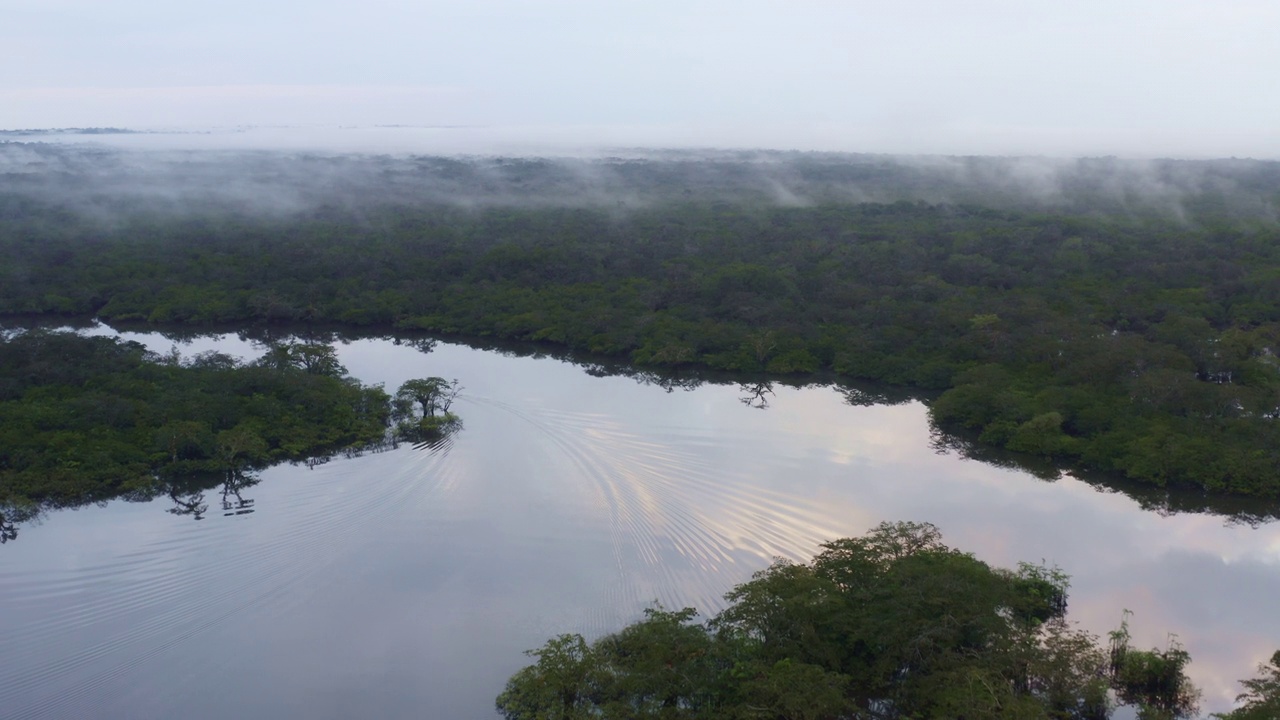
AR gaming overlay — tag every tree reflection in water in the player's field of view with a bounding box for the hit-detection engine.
[402,418,463,456]
[221,470,259,516]
[0,505,42,547]
[166,470,260,521]
[738,381,774,410]
[1,512,17,544]
[167,488,208,520]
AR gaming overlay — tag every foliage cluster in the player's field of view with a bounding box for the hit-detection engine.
[497,522,1207,720]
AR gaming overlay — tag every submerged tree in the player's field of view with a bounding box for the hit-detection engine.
[392,377,462,443]
[395,377,462,418]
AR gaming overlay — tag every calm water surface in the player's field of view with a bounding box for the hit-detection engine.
[2,331,1278,719]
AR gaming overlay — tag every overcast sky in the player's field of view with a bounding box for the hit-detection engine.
[4,1,1279,157]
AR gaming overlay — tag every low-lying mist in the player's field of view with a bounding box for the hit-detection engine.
[3,133,1279,224]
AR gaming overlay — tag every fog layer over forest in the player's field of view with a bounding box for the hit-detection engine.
[3,140,1279,221]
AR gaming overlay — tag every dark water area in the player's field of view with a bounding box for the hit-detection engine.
[2,327,1279,718]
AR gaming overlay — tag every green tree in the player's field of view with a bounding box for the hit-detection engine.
[592,607,714,718]
[496,634,601,720]
[256,342,347,377]
[395,377,461,418]
[1107,614,1200,720]
[216,424,268,469]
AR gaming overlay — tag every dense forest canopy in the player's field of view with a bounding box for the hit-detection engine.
[4,144,1280,499]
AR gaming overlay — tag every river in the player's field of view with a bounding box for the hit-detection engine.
[1,328,1277,718]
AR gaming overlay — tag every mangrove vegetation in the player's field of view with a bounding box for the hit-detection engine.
[0,329,460,537]
[4,147,1280,498]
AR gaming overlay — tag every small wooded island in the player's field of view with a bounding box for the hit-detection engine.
[0,329,459,523]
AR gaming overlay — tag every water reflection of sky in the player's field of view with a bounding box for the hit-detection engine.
[2,330,1276,717]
